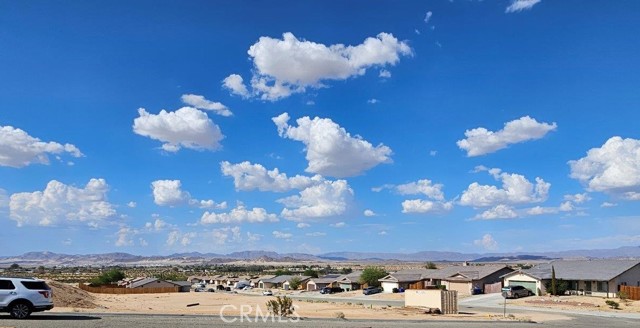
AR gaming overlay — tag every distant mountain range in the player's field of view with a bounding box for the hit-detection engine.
[1,246,639,267]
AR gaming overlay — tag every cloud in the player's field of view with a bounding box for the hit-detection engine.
[247,232,262,242]
[0,188,8,208]
[220,161,323,192]
[211,226,242,245]
[378,230,388,236]
[222,74,250,98]
[133,107,224,152]
[226,32,412,101]
[273,230,293,240]
[506,0,541,13]
[363,209,376,217]
[568,137,640,200]
[396,179,445,200]
[273,113,392,177]
[9,179,116,227]
[563,193,591,204]
[379,69,391,78]
[167,230,197,247]
[474,234,498,250]
[401,199,454,214]
[475,205,518,220]
[115,226,135,247]
[601,202,618,208]
[127,201,137,208]
[145,218,170,231]
[279,180,354,221]
[424,11,433,23]
[305,232,326,237]
[460,168,550,207]
[151,179,226,209]
[367,98,380,104]
[181,94,232,117]
[296,223,310,228]
[0,125,83,168]
[456,116,557,157]
[200,204,278,224]
[331,222,346,228]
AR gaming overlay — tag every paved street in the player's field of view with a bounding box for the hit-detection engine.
[0,311,638,328]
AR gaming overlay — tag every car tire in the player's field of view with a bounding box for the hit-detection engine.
[514,293,519,299]
[10,302,32,319]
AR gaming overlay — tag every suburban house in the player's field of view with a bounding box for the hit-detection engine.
[307,274,343,291]
[251,275,274,288]
[337,271,363,291]
[259,275,311,290]
[503,259,640,297]
[128,278,191,292]
[379,265,513,295]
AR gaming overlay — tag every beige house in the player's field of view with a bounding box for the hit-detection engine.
[503,259,640,297]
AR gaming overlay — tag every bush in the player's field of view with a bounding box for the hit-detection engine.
[334,311,346,319]
[392,288,399,293]
[288,277,302,290]
[606,300,620,309]
[543,279,568,296]
[91,269,125,286]
[619,291,629,301]
[266,296,295,317]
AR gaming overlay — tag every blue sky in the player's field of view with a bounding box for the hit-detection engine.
[1,0,640,256]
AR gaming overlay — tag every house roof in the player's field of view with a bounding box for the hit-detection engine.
[310,274,343,284]
[166,280,192,287]
[339,271,363,283]
[261,275,311,284]
[510,260,640,281]
[379,265,512,283]
[130,277,158,288]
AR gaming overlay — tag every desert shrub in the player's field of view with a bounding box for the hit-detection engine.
[619,291,629,301]
[266,296,295,317]
[335,311,346,319]
[606,300,620,309]
[288,277,302,290]
[91,269,125,286]
[543,279,568,296]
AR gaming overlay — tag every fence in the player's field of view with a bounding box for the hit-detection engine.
[79,283,179,294]
[484,281,503,294]
[619,285,640,300]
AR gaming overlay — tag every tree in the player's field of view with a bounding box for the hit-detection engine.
[551,265,557,296]
[425,262,437,270]
[91,269,126,286]
[303,268,318,278]
[359,267,387,287]
[36,266,46,274]
[288,277,302,290]
[274,269,293,276]
[340,267,353,274]
[9,263,20,271]
[543,279,568,296]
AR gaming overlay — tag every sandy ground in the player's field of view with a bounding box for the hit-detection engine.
[511,295,640,313]
[47,283,570,322]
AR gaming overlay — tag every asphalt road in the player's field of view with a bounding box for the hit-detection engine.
[0,312,638,328]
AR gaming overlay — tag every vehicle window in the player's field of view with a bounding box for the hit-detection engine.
[0,280,16,290]
[20,281,51,290]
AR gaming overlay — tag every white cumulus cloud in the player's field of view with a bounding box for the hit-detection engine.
[133,107,224,152]
[0,125,83,168]
[363,209,376,217]
[401,199,453,214]
[200,204,278,224]
[569,137,640,200]
[220,161,323,192]
[151,179,225,209]
[506,0,541,13]
[474,234,498,250]
[226,32,412,101]
[457,116,557,157]
[272,230,293,240]
[9,179,116,227]
[460,168,550,207]
[279,180,354,221]
[476,205,518,220]
[273,112,392,177]
[181,94,232,117]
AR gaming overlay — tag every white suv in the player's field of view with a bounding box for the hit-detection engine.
[0,277,54,319]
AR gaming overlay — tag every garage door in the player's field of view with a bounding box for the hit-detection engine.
[381,282,397,293]
[508,281,537,295]
[448,282,471,295]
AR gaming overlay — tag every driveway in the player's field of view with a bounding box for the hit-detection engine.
[460,293,640,320]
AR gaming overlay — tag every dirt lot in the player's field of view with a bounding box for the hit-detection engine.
[511,295,640,313]
[46,283,570,322]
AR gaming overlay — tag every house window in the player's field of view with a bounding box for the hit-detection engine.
[597,281,607,292]
[585,281,592,291]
